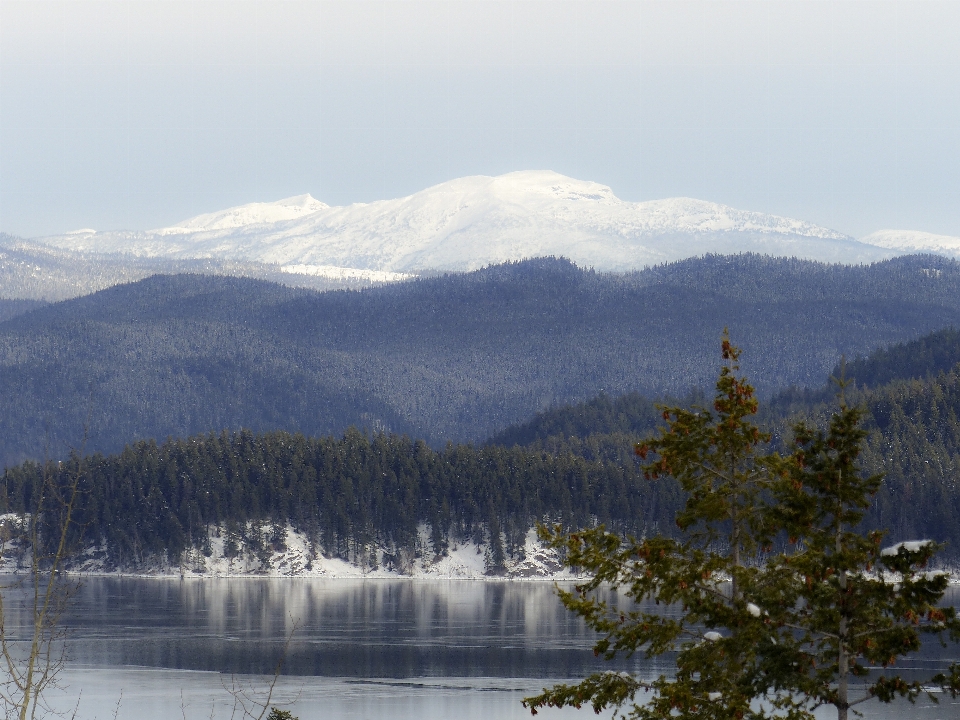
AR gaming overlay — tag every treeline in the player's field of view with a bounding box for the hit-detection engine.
[5,254,960,467]
[0,429,682,572]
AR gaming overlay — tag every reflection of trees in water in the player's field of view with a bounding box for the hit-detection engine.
[48,579,639,678]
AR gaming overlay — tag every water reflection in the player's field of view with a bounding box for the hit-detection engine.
[3,578,959,718]
[18,578,646,678]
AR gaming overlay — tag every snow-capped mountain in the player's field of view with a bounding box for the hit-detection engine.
[38,171,897,272]
[153,193,329,235]
[859,229,960,259]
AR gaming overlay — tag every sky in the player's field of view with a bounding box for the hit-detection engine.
[2,0,960,239]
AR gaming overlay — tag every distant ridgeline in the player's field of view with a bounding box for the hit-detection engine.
[4,253,960,468]
[0,232,371,302]
[4,326,960,568]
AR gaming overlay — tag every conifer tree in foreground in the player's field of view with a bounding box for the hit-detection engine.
[524,335,801,719]
[524,339,960,720]
[762,391,960,719]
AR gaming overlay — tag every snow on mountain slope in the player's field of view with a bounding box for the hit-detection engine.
[154,194,329,235]
[37,171,896,271]
[859,229,960,259]
[279,264,413,283]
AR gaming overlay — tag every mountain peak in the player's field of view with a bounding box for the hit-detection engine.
[38,172,900,271]
[154,193,328,235]
[489,170,620,202]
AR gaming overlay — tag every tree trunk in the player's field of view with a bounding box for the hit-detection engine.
[836,469,848,720]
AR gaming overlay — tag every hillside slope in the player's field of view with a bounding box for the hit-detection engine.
[8,333,960,572]
[2,254,960,467]
[488,328,960,557]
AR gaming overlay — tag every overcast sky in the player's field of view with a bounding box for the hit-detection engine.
[2,0,960,239]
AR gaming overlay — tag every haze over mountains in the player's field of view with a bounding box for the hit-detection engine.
[0,233,389,302]
[858,229,960,258]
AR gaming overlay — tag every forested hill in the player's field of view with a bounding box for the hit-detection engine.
[488,327,960,557]
[0,299,47,323]
[3,253,960,467]
[491,326,960,449]
[839,327,960,388]
[487,391,668,449]
[5,361,960,570]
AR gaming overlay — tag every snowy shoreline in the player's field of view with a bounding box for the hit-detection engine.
[0,519,584,581]
[3,515,954,583]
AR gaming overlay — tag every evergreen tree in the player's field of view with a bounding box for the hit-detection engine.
[765,392,960,719]
[524,336,798,719]
[524,347,960,720]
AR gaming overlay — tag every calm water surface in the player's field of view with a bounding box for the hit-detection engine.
[4,578,960,719]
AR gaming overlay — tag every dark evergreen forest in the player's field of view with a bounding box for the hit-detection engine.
[0,299,46,323]
[493,328,960,559]
[3,254,960,468]
[0,429,682,573]
[5,325,960,567]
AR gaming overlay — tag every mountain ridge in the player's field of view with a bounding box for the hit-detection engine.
[34,170,897,272]
[859,229,960,258]
[4,254,960,468]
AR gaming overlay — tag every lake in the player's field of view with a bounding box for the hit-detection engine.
[2,577,959,719]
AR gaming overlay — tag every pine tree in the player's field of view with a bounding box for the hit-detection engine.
[765,391,960,720]
[524,354,960,720]
[523,335,800,720]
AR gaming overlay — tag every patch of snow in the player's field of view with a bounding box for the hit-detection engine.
[881,540,935,556]
[746,602,762,617]
[417,540,491,578]
[707,692,723,701]
[280,264,413,283]
[602,671,634,679]
[0,513,27,538]
[860,229,960,259]
[0,523,583,581]
[703,631,723,642]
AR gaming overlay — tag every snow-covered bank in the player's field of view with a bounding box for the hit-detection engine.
[4,514,954,583]
[0,518,581,580]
